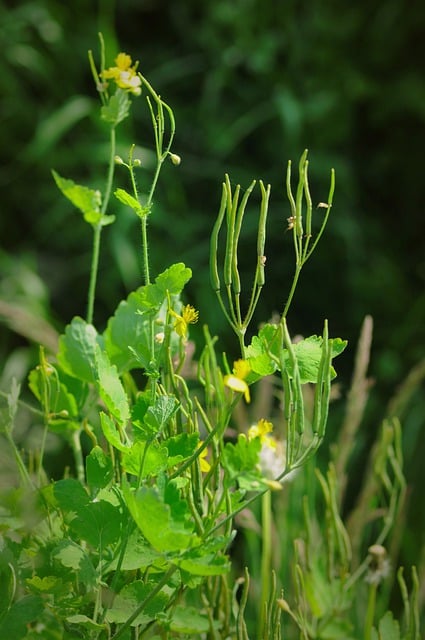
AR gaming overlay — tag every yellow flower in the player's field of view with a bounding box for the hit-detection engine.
[248,419,275,446]
[224,359,251,403]
[170,304,199,338]
[198,442,211,473]
[101,52,142,96]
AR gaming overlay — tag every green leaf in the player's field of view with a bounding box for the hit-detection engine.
[28,363,79,419]
[95,345,130,425]
[114,188,143,216]
[0,561,15,619]
[101,89,131,125]
[103,288,160,372]
[66,615,106,632]
[143,394,179,435]
[69,500,122,548]
[25,575,61,593]
[99,411,129,452]
[375,612,400,640]
[57,317,101,383]
[165,433,199,467]
[246,323,279,377]
[155,262,192,296]
[86,446,114,491]
[52,539,97,587]
[124,484,199,553]
[52,170,102,224]
[223,434,264,490]
[282,335,348,384]
[121,440,168,478]
[107,529,165,571]
[177,550,230,576]
[105,579,169,627]
[53,478,90,512]
[168,605,210,633]
[0,595,43,640]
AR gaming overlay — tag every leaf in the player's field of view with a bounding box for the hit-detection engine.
[0,595,43,640]
[0,562,15,619]
[123,484,199,553]
[99,411,129,452]
[168,605,210,633]
[154,263,192,296]
[57,317,101,383]
[143,394,179,435]
[66,615,106,632]
[86,446,114,491]
[282,335,347,384]
[114,188,143,216]
[53,539,97,587]
[95,345,130,425]
[28,363,79,419]
[177,551,230,576]
[69,500,122,549]
[165,433,199,467]
[52,170,102,224]
[103,288,159,372]
[121,440,169,478]
[375,612,400,640]
[53,478,90,512]
[101,89,131,125]
[107,529,165,571]
[246,323,280,377]
[25,575,61,593]
[105,579,169,627]
[223,434,264,490]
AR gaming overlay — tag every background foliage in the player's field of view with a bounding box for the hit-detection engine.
[1,0,424,629]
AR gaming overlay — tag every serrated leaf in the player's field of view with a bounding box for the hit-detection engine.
[57,317,100,383]
[105,580,169,627]
[143,395,179,434]
[86,446,114,491]
[123,484,199,553]
[95,345,130,425]
[26,575,60,593]
[101,89,130,125]
[52,170,102,222]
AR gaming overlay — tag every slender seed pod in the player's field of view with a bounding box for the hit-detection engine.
[210,182,227,292]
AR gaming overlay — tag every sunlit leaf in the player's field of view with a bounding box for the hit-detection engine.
[57,317,100,383]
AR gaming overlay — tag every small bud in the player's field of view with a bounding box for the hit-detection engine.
[169,152,181,166]
[155,332,165,344]
[133,158,142,167]
[114,155,124,165]
[277,598,291,613]
[317,202,329,209]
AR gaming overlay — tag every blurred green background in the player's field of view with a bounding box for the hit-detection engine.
[1,0,424,602]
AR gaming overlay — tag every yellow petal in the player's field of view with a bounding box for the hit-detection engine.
[224,375,250,403]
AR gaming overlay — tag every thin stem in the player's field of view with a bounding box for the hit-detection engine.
[86,126,116,324]
[259,489,272,633]
[282,264,302,319]
[364,581,377,640]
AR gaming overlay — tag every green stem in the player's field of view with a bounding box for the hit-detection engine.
[86,126,116,325]
[70,430,85,484]
[282,263,302,319]
[364,581,377,640]
[259,489,272,634]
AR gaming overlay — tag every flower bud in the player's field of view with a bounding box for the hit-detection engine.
[169,152,181,166]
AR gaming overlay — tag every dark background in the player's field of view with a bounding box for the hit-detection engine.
[1,0,424,592]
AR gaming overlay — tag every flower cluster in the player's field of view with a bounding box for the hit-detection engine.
[101,52,142,96]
